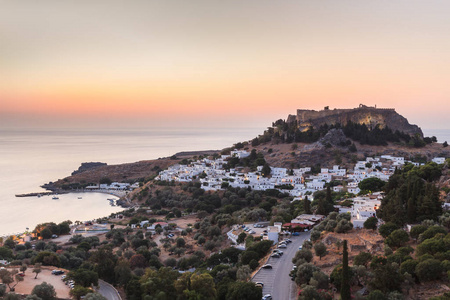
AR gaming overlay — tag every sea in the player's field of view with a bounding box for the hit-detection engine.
[0,127,448,237]
[0,127,263,236]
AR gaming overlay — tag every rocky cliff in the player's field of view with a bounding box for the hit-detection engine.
[287,104,423,137]
[71,162,107,175]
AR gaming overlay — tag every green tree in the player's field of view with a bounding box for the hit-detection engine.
[40,228,52,240]
[19,265,27,274]
[0,284,6,297]
[378,222,399,238]
[84,293,108,300]
[237,232,247,244]
[262,163,271,177]
[295,263,320,286]
[68,269,98,287]
[114,260,132,287]
[0,269,23,292]
[298,285,321,300]
[292,248,313,265]
[70,286,91,300]
[354,252,372,267]
[140,267,179,299]
[310,271,329,289]
[385,229,409,248]
[4,293,21,300]
[3,238,15,249]
[89,246,117,283]
[358,178,385,193]
[364,217,378,230]
[31,282,56,300]
[237,265,252,281]
[367,290,387,300]
[33,252,60,267]
[226,281,262,300]
[303,196,312,214]
[409,225,427,240]
[32,263,42,279]
[326,186,333,205]
[341,240,351,300]
[314,242,327,260]
[0,247,13,260]
[191,273,216,299]
[415,259,443,282]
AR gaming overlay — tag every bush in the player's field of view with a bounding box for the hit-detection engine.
[293,249,313,265]
[416,259,443,282]
[31,282,56,300]
[379,222,399,238]
[410,225,427,239]
[354,252,372,267]
[364,217,378,230]
[0,284,6,297]
[418,226,447,242]
[385,229,409,248]
[400,259,418,277]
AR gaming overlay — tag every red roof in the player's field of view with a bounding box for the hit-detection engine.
[282,223,309,228]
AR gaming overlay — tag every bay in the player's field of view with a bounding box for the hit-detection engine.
[0,127,262,236]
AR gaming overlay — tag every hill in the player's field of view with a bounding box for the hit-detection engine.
[287,104,422,137]
[47,106,449,188]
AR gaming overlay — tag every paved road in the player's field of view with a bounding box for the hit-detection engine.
[252,232,311,300]
[98,279,121,300]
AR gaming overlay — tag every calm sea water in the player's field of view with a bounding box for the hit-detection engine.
[0,127,448,237]
[0,127,263,236]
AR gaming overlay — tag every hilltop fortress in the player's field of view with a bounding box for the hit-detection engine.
[287,104,423,137]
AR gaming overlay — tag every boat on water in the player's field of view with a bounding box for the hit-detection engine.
[52,196,59,200]
[78,197,82,199]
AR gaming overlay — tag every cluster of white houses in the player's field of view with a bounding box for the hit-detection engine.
[157,149,446,199]
[85,182,140,191]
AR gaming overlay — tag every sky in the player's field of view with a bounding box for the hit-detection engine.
[1,0,450,130]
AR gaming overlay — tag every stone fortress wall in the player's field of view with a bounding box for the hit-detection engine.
[286,104,422,137]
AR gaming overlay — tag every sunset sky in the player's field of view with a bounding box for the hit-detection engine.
[1,0,450,129]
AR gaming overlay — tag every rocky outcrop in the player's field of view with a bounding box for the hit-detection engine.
[287,104,423,137]
[304,129,347,150]
[71,162,107,175]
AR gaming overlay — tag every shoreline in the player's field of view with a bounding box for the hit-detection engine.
[1,190,127,239]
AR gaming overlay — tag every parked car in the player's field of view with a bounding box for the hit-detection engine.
[298,245,303,250]
[273,249,283,255]
[262,264,273,269]
[18,273,25,277]
[285,239,292,243]
[271,253,280,258]
[278,244,287,248]
[262,294,272,300]
[51,270,64,275]
[292,232,300,236]
[255,282,264,287]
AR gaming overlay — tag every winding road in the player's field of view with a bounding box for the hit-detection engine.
[252,232,311,300]
[98,279,121,300]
